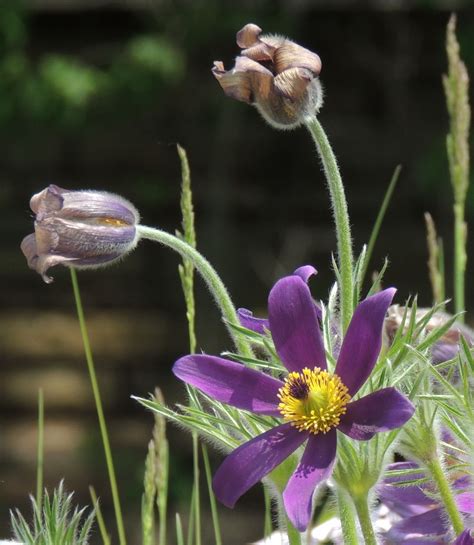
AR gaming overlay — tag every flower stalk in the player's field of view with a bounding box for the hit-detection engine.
[353,494,377,545]
[336,487,359,545]
[137,225,253,358]
[306,117,354,332]
[425,455,465,535]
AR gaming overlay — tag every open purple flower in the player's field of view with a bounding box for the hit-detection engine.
[173,266,415,531]
[379,461,473,544]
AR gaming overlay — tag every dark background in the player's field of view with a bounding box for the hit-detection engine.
[0,1,473,543]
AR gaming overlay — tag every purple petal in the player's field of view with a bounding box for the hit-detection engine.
[388,507,447,540]
[379,462,433,514]
[338,387,414,440]
[283,430,337,531]
[268,274,326,372]
[237,308,269,334]
[213,423,308,507]
[432,341,461,365]
[453,531,473,545]
[173,355,283,416]
[293,265,317,284]
[336,288,396,395]
[457,492,474,515]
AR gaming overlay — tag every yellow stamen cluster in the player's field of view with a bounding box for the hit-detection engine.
[278,367,351,435]
[98,218,129,227]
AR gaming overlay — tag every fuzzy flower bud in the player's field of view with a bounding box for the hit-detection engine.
[385,305,474,364]
[212,23,323,130]
[21,184,140,283]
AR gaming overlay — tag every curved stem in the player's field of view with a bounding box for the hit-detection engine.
[353,494,378,545]
[137,225,253,358]
[306,118,354,332]
[426,456,464,534]
[70,269,127,545]
[336,487,359,545]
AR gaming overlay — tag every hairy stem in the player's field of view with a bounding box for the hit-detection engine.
[426,456,464,534]
[306,117,354,332]
[137,225,253,358]
[336,487,359,545]
[353,494,378,545]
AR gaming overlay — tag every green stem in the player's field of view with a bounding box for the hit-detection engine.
[90,486,111,545]
[306,118,354,332]
[263,486,272,539]
[453,202,467,320]
[426,456,464,534]
[137,225,253,358]
[336,488,359,545]
[285,515,302,545]
[202,445,222,545]
[36,388,44,511]
[193,434,201,545]
[353,494,377,545]
[158,463,169,545]
[70,269,127,545]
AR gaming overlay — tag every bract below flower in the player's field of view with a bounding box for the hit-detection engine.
[21,184,140,283]
[173,266,415,531]
[213,24,323,129]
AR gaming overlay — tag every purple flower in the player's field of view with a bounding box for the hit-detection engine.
[173,266,415,531]
[454,531,473,545]
[379,462,473,544]
[21,184,140,283]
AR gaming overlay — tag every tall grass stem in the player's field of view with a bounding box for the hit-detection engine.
[89,486,111,545]
[70,268,127,545]
[36,389,44,511]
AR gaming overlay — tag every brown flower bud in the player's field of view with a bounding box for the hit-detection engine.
[212,24,323,130]
[385,305,474,364]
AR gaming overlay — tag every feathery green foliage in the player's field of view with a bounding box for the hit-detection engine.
[10,482,95,545]
[141,388,169,545]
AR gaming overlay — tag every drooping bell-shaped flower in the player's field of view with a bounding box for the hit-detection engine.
[213,23,323,129]
[21,184,140,283]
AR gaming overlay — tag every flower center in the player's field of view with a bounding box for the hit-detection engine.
[278,367,351,435]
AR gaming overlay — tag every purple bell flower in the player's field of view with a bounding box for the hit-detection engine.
[21,184,140,283]
[173,266,415,531]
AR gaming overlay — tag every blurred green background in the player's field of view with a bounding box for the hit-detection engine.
[0,1,473,543]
